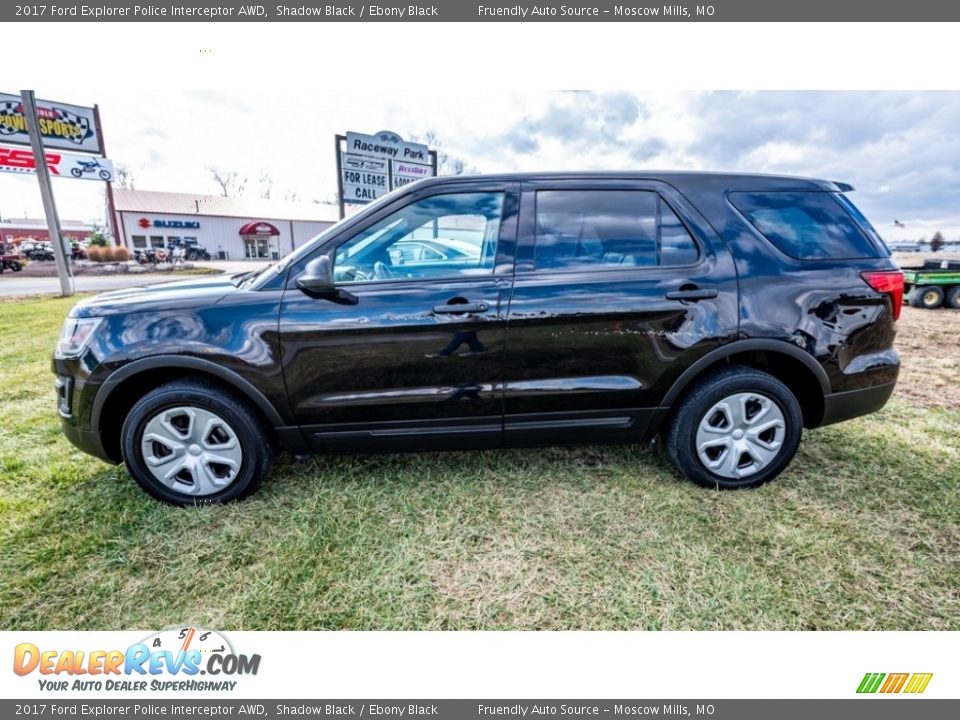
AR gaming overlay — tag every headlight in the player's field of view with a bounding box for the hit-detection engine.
[56,318,102,358]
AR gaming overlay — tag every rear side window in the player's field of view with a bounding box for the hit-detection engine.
[534,190,700,271]
[729,191,881,260]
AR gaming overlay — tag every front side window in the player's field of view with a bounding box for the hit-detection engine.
[334,192,504,283]
[534,190,699,272]
[729,191,882,260]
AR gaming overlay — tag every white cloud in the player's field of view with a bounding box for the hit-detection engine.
[2,90,958,241]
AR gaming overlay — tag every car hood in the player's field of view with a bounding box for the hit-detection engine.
[70,273,242,318]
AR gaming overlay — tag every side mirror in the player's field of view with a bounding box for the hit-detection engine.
[296,256,358,305]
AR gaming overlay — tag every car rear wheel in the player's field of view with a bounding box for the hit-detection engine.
[121,379,274,505]
[664,366,803,489]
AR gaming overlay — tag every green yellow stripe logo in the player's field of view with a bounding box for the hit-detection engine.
[857,672,932,694]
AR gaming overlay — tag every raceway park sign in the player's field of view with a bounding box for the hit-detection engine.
[341,130,434,205]
[0,93,102,153]
[346,130,430,163]
[0,144,115,181]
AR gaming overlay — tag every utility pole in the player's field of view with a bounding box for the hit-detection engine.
[94,104,123,248]
[21,89,72,297]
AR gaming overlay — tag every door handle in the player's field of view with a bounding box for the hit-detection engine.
[432,301,490,314]
[665,287,719,301]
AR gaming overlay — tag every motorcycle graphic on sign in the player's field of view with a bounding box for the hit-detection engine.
[0,143,115,182]
[70,158,112,181]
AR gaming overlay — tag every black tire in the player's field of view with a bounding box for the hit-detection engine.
[11,262,21,272]
[946,286,960,310]
[121,379,274,505]
[186,251,198,261]
[664,365,803,490]
[909,285,944,309]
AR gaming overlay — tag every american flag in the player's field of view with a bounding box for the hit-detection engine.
[894,220,906,228]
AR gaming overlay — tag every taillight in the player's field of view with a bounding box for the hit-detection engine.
[861,270,904,320]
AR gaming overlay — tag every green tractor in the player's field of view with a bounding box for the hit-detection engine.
[902,259,960,309]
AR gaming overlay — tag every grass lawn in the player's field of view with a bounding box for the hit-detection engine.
[0,295,958,630]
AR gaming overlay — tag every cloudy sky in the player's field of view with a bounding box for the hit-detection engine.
[2,90,959,240]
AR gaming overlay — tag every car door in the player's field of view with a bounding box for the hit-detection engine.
[279,181,519,453]
[503,179,739,446]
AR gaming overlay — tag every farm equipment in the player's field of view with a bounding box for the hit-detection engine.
[902,259,960,309]
[0,243,23,273]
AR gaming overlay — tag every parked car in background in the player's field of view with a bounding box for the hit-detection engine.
[23,242,55,262]
[53,172,902,505]
[166,238,212,261]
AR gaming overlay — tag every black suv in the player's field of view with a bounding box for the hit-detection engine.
[166,238,212,261]
[53,173,902,505]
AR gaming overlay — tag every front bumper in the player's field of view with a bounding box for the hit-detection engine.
[59,417,117,464]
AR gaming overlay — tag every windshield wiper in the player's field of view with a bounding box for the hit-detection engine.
[234,263,276,288]
[229,271,256,287]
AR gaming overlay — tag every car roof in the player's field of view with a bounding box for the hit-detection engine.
[412,171,850,193]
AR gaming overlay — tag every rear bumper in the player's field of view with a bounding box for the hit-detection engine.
[820,381,896,427]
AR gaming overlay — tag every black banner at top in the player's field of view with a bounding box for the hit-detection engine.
[3,0,960,22]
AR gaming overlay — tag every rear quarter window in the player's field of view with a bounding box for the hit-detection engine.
[729,191,882,260]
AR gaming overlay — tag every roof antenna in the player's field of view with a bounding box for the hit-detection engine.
[195,200,199,214]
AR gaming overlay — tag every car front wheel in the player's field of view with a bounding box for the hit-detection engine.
[121,379,274,505]
[664,366,803,489]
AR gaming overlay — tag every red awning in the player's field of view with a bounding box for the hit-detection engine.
[238,221,280,236]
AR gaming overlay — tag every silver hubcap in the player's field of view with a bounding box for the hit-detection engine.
[695,392,786,480]
[140,406,243,496]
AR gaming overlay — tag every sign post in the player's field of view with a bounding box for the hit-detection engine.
[94,104,123,247]
[20,90,72,297]
[2,90,117,287]
[335,130,438,218]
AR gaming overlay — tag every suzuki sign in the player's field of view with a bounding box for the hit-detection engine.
[137,218,201,229]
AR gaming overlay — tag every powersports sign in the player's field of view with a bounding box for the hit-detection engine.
[0,143,115,181]
[0,92,102,153]
[336,130,436,214]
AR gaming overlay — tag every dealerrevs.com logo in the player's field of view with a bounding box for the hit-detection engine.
[13,627,260,693]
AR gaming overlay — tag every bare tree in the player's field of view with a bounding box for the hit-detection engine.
[415,131,476,176]
[283,189,299,203]
[258,170,273,200]
[114,163,136,190]
[208,167,248,197]
[930,231,945,253]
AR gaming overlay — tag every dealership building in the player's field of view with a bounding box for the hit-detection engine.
[113,189,340,260]
[1,218,96,246]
